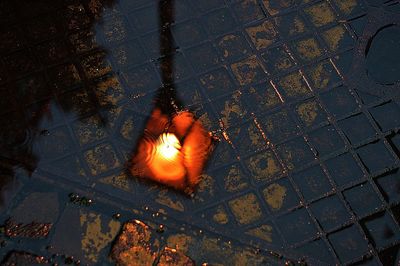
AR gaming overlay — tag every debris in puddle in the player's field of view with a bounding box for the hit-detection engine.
[110,219,194,266]
[128,93,146,101]
[43,247,82,266]
[39,129,50,136]
[156,224,165,233]
[1,251,49,265]
[64,256,74,264]
[110,219,157,265]
[4,219,52,238]
[113,213,121,220]
[68,193,93,206]
[158,247,194,265]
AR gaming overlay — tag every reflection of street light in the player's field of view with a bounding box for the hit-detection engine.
[157,133,181,160]
[147,132,186,185]
[130,0,216,194]
[131,109,214,193]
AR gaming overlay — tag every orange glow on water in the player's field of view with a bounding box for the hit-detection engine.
[147,133,186,185]
[156,133,181,160]
[131,109,214,192]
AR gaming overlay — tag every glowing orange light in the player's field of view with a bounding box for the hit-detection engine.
[146,132,186,186]
[156,133,181,160]
[131,108,214,192]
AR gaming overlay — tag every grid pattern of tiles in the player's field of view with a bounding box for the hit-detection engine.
[1,0,400,264]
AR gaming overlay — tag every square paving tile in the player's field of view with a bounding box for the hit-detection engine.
[306,60,342,91]
[320,86,359,118]
[375,169,400,204]
[291,37,323,63]
[339,113,377,145]
[324,152,365,187]
[310,195,352,232]
[199,67,236,99]
[295,239,335,264]
[186,42,220,72]
[245,150,283,182]
[245,20,277,50]
[308,125,345,157]
[262,177,300,213]
[172,19,206,48]
[228,193,263,225]
[228,120,268,156]
[361,211,400,250]
[261,46,296,74]
[357,141,396,174]
[276,208,318,245]
[232,0,265,24]
[276,137,315,171]
[292,165,333,202]
[322,25,355,52]
[217,163,249,193]
[370,101,400,132]
[343,182,383,218]
[260,109,299,144]
[328,225,369,263]
[277,71,312,101]
[295,98,328,128]
[241,82,282,114]
[304,1,337,27]
[217,32,251,62]
[274,11,308,37]
[203,8,236,36]
[230,55,267,86]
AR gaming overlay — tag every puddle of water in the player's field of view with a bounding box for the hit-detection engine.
[0,0,400,265]
[366,25,400,85]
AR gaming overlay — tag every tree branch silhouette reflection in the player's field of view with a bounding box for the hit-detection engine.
[0,0,115,207]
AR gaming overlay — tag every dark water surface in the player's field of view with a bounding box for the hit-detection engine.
[0,0,400,265]
[366,24,400,85]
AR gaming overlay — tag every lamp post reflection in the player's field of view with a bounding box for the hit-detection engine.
[130,0,214,193]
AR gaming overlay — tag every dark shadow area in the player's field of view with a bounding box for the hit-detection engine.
[366,24,400,85]
[155,0,183,115]
[0,0,116,206]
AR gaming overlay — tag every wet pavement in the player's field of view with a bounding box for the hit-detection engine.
[0,0,400,265]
